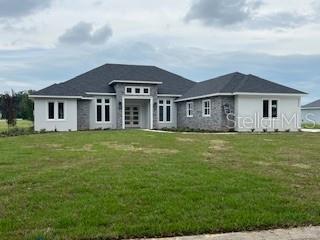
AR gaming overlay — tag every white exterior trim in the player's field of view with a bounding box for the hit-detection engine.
[158,94,182,97]
[233,92,305,96]
[121,96,153,129]
[202,99,211,117]
[85,92,116,96]
[175,93,233,102]
[158,99,173,124]
[109,80,162,85]
[186,102,193,118]
[95,97,112,124]
[29,95,83,99]
[175,92,305,102]
[301,107,320,110]
[125,86,150,95]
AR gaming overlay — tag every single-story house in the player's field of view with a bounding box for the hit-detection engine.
[30,63,305,132]
[301,99,320,124]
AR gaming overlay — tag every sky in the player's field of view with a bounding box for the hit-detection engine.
[0,0,319,104]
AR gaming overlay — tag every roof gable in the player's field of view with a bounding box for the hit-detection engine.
[179,72,305,100]
[302,99,320,108]
[34,63,195,96]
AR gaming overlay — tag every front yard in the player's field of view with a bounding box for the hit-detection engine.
[0,130,319,239]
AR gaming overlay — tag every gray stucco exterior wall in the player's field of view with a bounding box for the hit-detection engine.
[77,99,91,130]
[177,96,235,131]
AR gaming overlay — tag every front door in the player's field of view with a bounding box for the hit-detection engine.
[125,106,140,128]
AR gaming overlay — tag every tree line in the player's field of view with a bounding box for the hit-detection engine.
[0,90,35,126]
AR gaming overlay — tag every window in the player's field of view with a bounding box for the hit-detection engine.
[263,100,269,118]
[96,98,111,122]
[272,100,278,118]
[263,100,278,118]
[159,105,164,122]
[105,105,110,122]
[126,87,132,94]
[125,86,150,95]
[202,99,211,117]
[158,99,172,123]
[58,102,64,119]
[48,102,54,119]
[186,102,193,117]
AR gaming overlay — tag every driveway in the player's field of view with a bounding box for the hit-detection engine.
[132,226,320,240]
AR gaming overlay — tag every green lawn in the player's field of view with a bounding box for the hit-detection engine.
[302,123,320,129]
[0,131,319,240]
[0,119,33,132]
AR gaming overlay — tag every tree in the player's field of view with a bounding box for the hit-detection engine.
[1,92,17,128]
[16,90,34,121]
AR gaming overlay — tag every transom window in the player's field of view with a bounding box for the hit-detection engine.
[48,101,65,120]
[202,99,211,117]
[96,98,111,123]
[159,99,172,123]
[186,102,193,117]
[263,99,278,118]
[125,86,150,95]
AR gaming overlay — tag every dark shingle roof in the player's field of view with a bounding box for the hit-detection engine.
[180,72,305,100]
[33,63,195,96]
[33,65,305,99]
[302,99,320,108]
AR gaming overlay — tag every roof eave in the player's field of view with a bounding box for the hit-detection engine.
[109,80,163,85]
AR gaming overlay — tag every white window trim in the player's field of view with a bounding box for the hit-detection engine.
[262,99,279,119]
[125,86,150,96]
[47,100,66,121]
[186,102,193,117]
[202,99,211,117]
[158,99,172,123]
[95,97,112,123]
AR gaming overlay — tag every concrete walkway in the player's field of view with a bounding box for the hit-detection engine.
[132,226,320,240]
[301,128,320,133]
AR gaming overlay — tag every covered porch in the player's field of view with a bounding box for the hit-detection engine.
[121,96,154,129]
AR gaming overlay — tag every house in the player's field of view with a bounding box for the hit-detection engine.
[301,99,320,124]
[30,63,305,132]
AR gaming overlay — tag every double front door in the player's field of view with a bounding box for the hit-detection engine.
[125,106,140,128]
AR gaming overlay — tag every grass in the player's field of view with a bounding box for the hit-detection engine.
[0,130,319,240]
[0,119,33,132]
[302,123,320,129]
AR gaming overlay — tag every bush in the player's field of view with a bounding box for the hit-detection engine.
[0,127,34,137]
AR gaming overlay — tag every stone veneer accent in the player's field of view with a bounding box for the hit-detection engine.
[177,96,235,131]
[77,100,90,130]
[114,83,158,129]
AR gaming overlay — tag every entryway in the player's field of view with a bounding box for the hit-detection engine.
[122,97,153,129]
[125,106,140,128]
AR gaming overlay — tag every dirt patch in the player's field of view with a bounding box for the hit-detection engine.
[144,148,179,154]
[254,161,272,166]
[176,137,195,143]
[208,139,229,151]
[101,141,179,155]
[291,163,311,169]
[65,144,96,152]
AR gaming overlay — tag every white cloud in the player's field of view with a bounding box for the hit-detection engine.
[58,22,112,45]
[0,0,319,102]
